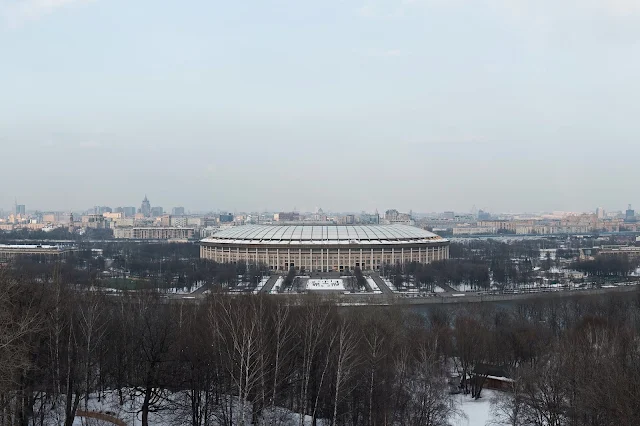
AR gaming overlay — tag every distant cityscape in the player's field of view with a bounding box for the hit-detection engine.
[1,195,639,241]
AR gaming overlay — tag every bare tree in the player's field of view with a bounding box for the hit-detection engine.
[331,318,360,426]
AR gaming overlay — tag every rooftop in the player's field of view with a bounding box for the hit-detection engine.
[202,224,446,245]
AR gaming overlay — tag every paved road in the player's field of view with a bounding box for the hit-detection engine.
[259,275,281,294]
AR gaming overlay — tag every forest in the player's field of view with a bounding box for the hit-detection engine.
[2,265,640,426]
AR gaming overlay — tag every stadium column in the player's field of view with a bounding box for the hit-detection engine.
[320,248,323,272]
[246,247,249,268]
[288,249,291,270]
[299,249,302,272]
[370,248,374,271]
[348,249,351,270]
[410,247,413,263]
[360,249,363,270]
[337,248,340,272]
[277,249,280,271]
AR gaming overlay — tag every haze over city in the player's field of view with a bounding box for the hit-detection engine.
[2,0,640,212]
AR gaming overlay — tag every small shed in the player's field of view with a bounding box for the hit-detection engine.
[473,364,514,390]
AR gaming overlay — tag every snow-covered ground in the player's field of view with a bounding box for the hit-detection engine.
[365,277,383,294]
[270,277,284,294]
[253,276,270,294]
[307,279,345,291]
[451,283,476,292]
[159,283,205,295]
[434,285,445,293]
[44,389,327,426]
[451,390,499,426]
[52,387,504,426]
[382,278,397,291]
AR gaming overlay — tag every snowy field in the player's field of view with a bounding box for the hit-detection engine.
[434,285,446,293]
[307,278,345,291]
[451,390,499,426]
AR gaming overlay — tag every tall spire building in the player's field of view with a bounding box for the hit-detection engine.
[140,195,151,217]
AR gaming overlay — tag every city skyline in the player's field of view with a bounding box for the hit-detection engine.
[1,194,638,217]
[2,0,640,212]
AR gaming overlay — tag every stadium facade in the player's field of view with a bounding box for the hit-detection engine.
[200,224,449,272]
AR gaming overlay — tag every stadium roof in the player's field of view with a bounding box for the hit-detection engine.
[202,224,445,245]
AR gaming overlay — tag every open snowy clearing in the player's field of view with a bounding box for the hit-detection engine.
[451,390,499,426]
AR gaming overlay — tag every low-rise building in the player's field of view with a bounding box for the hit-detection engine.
[452,226,496,235]
[170,216,188,227]
[113,227,195,240]
[0,244,78,262]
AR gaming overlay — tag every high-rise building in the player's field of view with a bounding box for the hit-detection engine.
[150,206,164,217]
[360,212,379,224]
[123,206,136,217]
[96,206,112,214]
[596,207,605,219]
[625,204,636,223]
[219,213,234,223]
[478,210,491,220]
[15,204,26,216]
[172,207,185,215]
[140,196,151,217]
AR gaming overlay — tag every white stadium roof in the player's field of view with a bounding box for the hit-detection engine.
[201,224,445,245]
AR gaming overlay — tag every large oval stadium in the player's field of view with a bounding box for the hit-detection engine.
[200,224,449,272]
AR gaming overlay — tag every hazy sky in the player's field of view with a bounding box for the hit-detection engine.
[1,0,640,214]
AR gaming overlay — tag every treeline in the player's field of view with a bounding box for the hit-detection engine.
[0,273,457,426]
[13,255,269,292]
[0,227,113,242]
[3,270,640,425]
[573,254,640,278]
[400,260,490,290]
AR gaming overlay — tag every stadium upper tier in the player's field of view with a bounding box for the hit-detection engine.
[201,224,444,245]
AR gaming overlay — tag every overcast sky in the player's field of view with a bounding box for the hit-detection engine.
[1,0,639,214]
